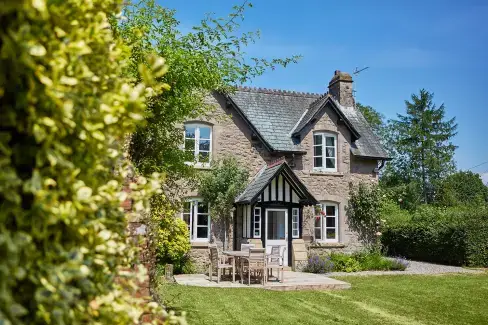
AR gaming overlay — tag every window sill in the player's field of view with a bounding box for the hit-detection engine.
[190,241,210,248]
[310,170,344,177]
[309,242,345,248]
[185,162,211,170]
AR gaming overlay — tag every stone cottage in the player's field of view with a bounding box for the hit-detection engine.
[180,70,390,270]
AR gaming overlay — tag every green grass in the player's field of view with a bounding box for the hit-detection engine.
[160,274,488,325]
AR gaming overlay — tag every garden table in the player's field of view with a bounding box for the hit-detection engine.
[223,251,271,283]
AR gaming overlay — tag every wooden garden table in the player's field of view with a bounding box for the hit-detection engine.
[223,250,271,283]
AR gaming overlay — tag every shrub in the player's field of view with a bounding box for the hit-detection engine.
[329,253,362,273]
[380,199,412,227]
[0,0,175,323]
[346,182,383,249]
[199,157,249,250]
[150,196,191,274]
[389,257,410,270]
[382,207,488,267]
[352,251,409,271]
[303,255,334,274]
[304,252,409,273]
[180,256,196,275]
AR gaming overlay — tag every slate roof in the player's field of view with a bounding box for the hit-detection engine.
[226,87,390,159]
[227,87,320,152]
[235,160,318,205]
[292,94,360,141]
[235,162,282,203]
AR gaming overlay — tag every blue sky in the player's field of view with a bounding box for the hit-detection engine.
[159,0,488,182]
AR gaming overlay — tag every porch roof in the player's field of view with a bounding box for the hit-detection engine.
[235,160,318,205]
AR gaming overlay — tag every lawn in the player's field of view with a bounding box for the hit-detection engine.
[160,274,488,325]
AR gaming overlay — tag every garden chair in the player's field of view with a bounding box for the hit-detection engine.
[240,243,255,252]
[241,248,267,285]
[267,245,286,283]
[208,245,234,284]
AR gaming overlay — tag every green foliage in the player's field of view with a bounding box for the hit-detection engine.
[329,253,362,272]
[351,251,408,271]
[380,198,412,227]
[324,252,408,272]
[436,171,488,207]
[346,182,383,249]
[115,0,300,180]
[199,157,249,248]
[387,89,458,203]
[379,180,423,211]
[382,206,488,267]
[149,196,191,274]
[0,0,180,323]
[356,102,385,138]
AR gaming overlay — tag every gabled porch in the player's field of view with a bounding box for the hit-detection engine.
[234,159,318,269]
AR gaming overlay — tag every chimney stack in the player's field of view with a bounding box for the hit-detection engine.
[328,70,354,107]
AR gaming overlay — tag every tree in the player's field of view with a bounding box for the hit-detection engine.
[0,1,180,324]
[436,171,488,207]
[388,89,458,203]
[356,102,385,137]
[199,157,249,250]
[115,0,300,180]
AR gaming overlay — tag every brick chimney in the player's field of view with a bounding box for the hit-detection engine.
[328,70,354,107]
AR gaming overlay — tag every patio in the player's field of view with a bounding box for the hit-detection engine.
[174,271,351,291]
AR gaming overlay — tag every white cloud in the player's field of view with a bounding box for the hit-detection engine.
[481,173,488,185]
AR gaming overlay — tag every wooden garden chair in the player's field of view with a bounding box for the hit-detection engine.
[267,245,286,283]
[241,248,267,285]
[240,243,255,252]
[208,245,234,284]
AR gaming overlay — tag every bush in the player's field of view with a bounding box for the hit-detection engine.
[0,1,173,323]
[346,182,383,249]
[352,251,409,271]
[304,252,409,273]
[303,255,334,273]
[380,199,412,227]
[382,207,488,267]
[150,196,191,274]
[329,253,362,272]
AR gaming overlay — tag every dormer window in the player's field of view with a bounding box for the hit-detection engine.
[184,123,212,166]
[313,132,337,172]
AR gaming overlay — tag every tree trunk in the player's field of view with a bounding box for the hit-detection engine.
[224,218,228,251]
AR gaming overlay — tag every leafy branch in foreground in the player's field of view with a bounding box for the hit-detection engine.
[0,0,184,323]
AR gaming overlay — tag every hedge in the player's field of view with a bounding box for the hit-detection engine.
[382,215,488,267]
[0,1,175,323]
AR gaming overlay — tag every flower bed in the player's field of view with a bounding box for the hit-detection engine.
[303,251,409,274]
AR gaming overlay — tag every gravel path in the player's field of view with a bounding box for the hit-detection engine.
[328,260,485,277]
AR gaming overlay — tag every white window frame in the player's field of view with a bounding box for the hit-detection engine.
[292,208,299,238]
[315,202,339,243]
[253,207,261,238]
[181,198,211,242]
[313,132,337,172]
[184,123,212,167]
